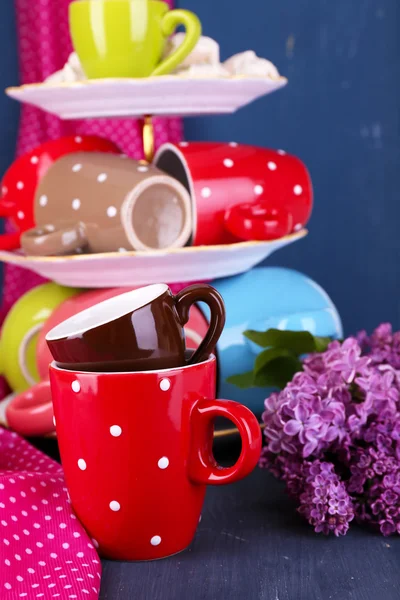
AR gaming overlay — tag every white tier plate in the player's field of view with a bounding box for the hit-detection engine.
[6,75,287,119]
[0,231,306,288]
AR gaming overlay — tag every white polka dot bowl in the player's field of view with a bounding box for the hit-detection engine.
[0,135,120,252]
[21,153,192,257]
[0,231,306,288]
[154,142,313,245]
[48,355,261,561]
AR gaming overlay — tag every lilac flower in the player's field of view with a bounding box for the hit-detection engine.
[259,323,400,537]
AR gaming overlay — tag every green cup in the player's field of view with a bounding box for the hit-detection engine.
[69,0,202,79]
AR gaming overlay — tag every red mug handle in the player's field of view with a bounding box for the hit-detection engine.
[188,398,261,485]
[6,380,54,437]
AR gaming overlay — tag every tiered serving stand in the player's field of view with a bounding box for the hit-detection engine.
[2,73,306,286]
[2,72,305,438]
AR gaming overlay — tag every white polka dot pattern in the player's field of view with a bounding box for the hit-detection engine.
[0,428,100,597]
[158,457,169,470]
[110,426,122,438]
[294,184,303,196]
[159,379,171,392]
[107,206,117,218]
[150,536,162,546]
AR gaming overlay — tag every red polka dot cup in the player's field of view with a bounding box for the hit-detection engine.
[154,142,313,245]
[0,135,120,251]
[49,355,261,561]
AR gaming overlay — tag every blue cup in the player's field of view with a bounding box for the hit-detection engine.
[202,267,343,415]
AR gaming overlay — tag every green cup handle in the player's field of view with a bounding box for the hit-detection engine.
[152,9,202,77]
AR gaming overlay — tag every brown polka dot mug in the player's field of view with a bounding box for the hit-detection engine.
[154,142,313,246]
[20,153,192,256]
[46,283,225,372]
[49,354,262,560]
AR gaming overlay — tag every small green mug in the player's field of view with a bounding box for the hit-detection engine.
[69,0,202,79]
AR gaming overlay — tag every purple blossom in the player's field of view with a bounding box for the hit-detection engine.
[259,323,400,537]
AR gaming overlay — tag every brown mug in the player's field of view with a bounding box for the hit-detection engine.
[45,283,225,372]
[21,152,193,256]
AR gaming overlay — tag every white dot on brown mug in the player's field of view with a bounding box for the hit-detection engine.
[107,206,117,218]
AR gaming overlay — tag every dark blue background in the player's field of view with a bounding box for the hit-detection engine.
[1,0,399,335]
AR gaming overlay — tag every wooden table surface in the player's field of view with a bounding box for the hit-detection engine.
[98,440,400,600]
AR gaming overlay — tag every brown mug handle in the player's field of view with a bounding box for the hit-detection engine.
[21,222,88,256]
[175,284,226,365]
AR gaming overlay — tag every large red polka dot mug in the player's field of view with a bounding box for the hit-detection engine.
[154,142,313,246]
[49,355,261,561]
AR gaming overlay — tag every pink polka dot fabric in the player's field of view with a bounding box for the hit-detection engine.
[0,427,101,599]
[0,0,183,399]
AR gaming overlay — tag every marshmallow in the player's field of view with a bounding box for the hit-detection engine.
[175,63,230,77]
[165,34,220,69]
[224,51,280,78]
[45,52,86,84]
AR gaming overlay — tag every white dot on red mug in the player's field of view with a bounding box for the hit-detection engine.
[72,198,81,211]
[110,425,122,437]
[229,142,238,147]
[17,211,25,220]
[254,185,264,196]
[277,149,286,155]
[97,173,108,183]
[294,223,303,231]
[109,501,120,512]
[179,141,189,147]
[294,185,303,196]
[77,459,86,471]
[223,159,234,168]
[39,195,48,207]
[107,206,117,218]
[267,161,277,171]
[201,187,212,199]
[75,137,83,143]
[71,381,80,393]
[16,181,24,190]
[72,164,82,173]
[2,186,7,195]
[30,156,39,165]
[158,457,169,470]
[150,536,161,546]
[160,379,171,392]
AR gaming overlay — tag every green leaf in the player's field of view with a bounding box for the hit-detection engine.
[313,336,332,353]
[244,329,317,354]
[255,356,303,389]
[254,347,297,374]
[226,371,255,389]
